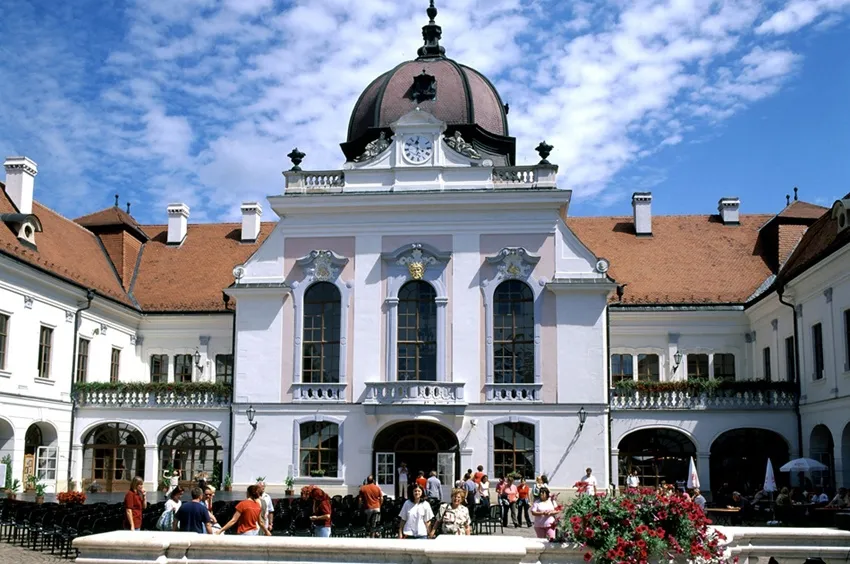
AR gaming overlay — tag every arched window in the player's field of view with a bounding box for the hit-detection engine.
[493,422,535,479]
[159,423,222,486]
[300,422,339,477]
[493,280,534,384]
[82,422,145,492]
[397,281,437,381]
[302,282,342,383]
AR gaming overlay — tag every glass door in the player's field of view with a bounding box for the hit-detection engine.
[437,452,455,502]
[36,446,57,491]
[375,452,395,497]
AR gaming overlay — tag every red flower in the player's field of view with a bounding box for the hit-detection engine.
[584,527,595,538]
[584,552,593,562]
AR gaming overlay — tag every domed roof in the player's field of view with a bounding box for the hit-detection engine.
[345,2,511,152]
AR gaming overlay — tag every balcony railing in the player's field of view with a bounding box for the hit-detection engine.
[610,381,797,410]
[73,382,231,409]
[485,383,542,403]
[292,382,346,402]
[363,381,466,406]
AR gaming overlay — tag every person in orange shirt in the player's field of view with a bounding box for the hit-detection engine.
[360,475,384,538]
[416,471,427,490]
[516,475,531,527]
[473,465,484,484]
[216,485,270,536]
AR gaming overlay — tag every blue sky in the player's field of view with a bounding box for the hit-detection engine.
[0,0,848,223]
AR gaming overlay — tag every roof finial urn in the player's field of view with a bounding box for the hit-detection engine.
[287,148,306,171]
[535,141,554,165]
[417,1,446,59]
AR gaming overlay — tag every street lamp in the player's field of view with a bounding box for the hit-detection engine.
[246,405,257,429]
[194,348,203,373]
[578,406,587,430]
[673,351,683,372]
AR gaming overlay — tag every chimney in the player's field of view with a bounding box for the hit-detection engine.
[718,197,740,225]
[3,156,38,214]
[240,202,262,242]
[632,192,652,236]
[166,203,189,245]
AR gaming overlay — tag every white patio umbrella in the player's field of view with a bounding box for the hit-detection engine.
[686,456,700,489]
[763,459,777,493]
[779,458,828,473]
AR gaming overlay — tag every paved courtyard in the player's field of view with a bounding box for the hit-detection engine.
[0,543,68,563]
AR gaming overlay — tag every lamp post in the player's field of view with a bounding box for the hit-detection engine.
[578,406,587,430]
[673,351,683,373]
[194,348,203,374]
[246,405,257,429]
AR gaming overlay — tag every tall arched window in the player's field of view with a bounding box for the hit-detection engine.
[397,281,437,381]
[493,280,534,384]
[493,422,535,479]
[159,423,222,487]
[82,422,145,493]
[300,421,339,477]
[302,282,342,383]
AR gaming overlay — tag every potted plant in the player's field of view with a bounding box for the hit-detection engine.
[88,481,103,494]
[57,491,87,505]
[34,482,47,504]
[26,474,37,492]
[310,469,325,478]
[223,474,232,492]
[284,475,295,496]
[5,478,21,500]
[69,480,78,492]
[159,477,170,493]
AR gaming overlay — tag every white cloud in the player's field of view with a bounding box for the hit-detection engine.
[755,0,850,34]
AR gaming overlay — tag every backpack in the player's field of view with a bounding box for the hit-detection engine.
[156,507,175,531]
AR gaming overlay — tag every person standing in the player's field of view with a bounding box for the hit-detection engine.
[123,476,146,531]
[360,475,383,538]
[580,467,598,495]
[398,462,409,500]
[425,471,442,501]
[433,488,472,536]
[692,488,706,510]
[203,485,219,529]
[216,485,270,536]
[530,486,557,540]
[174,487,213,534]
[257,480,274,531]
[398,484,434,539]
[415,471,427,490]
[516,476,531,527]
[309,486,333,537]
[157,486,183,531]
[499,475,518,527]
[473,465,484,484]
[463,473,478,507]
[478,475,491,508]
[626,469,640,488]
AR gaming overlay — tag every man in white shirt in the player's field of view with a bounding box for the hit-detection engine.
[398,462,409,500]
[626,470,640,488]
[580,467,598,495]
[257,480,274,530]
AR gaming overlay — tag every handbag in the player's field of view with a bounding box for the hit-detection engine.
[156,507,175,531]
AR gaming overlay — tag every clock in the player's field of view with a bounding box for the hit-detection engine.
[403,135,433,164]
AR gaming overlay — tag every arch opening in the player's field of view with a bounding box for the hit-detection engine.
[82,422,145,493]
[842,423,850,489]
[809,424,835,492]
[24,422,59,486]
[710,428,790,498]
[618,428,696,488]
[159,423,222,489]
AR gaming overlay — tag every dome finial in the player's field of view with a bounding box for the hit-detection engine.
[417,1,446,59]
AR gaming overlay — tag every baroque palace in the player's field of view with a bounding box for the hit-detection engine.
[1,3,849,501]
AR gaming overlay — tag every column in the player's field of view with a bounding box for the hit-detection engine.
[144,445,158,492]
[697,452,711,499]
[70,445,83,492]
[610,449,620,493]
[353,235,382,398]
[435,297,448,382]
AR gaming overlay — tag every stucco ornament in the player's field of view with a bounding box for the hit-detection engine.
[487,247,540,280]
[397,247,436,280]
[445,131,481,160]
[354,131,391,163]
[296,250,349,282]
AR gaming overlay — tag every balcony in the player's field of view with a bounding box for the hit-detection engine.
[292,382,347,403]
[73,382,231,409]
[485,383,542,403]
[363,381,466,415]
[610,380,797,411]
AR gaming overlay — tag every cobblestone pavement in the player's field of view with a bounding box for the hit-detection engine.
[0,542,70,563]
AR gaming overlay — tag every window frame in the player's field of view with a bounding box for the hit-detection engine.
[713,353,736,382]
[0,312,8,371]
[492,280,535,385]
[636,353,660,382]
[812,323,824,380]
[785,336,796,382]
[762,347,772,381]
[301,282,342,384]
[174,354,193,383]
[150,354,168,383]
[396,280,438,381]
[686,353,709,380]
[491,421,537,480]
[297,420,340,478]
[37,325,53,379]
[109,347,121,383]
[610,353,634,386]
[215,354,234,385]
[76,337,90,383]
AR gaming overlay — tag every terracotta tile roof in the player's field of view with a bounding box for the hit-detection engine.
[780,195,850,283]
[777,200,827,219]
[567,214,774,305]
[131,222,273,312]
[75,206,149,241]
[0,189,134,306]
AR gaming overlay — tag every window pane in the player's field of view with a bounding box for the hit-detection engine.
[762,348,771,381]
[637,354,659,382]
[76,338,90,383]
[150,354,168,383]
[175,354,193,383]
[611,354,633,385]
[687,354,709,380]
[215,354,234,385]
[785,336,796,382]
[493,281,535,384]
[714,353,736,381]
[38,326,52,379]
[812,324,824,379]
[302,282,341,384]
[110,348,121,383]
[492,422,535,479]
[397,281,437,381]
[0,313,8,370]
[299,422,339,477]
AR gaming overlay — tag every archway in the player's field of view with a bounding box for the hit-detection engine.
[158,423,222,488]
[372,421,459,497]
[710,429,789,495]
[618,428,696,488]
[24,422,58,487]
[810,424,835,491]
[0,419,13,488]
[842,423,850,489]
[82,422,145,493]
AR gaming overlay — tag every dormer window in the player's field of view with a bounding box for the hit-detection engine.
[1,213,43,248]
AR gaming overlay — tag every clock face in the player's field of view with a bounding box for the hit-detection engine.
[403,135,433,164]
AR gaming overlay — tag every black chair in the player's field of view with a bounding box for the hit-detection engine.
[330,510,350,537]
[348,509,368,538]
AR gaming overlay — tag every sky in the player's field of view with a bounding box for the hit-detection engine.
[0,0,848,224]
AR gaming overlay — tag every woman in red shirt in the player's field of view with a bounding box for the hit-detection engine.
[123,476,146,531]
[216,485,270,536]
[309,487,333,537]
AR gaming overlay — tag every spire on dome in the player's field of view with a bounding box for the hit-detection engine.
[417,1,446,59]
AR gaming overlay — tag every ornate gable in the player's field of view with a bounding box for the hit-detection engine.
[295,250,349,283]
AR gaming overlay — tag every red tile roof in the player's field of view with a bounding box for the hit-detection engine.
[780,195,850,283]
[777,200,827,219]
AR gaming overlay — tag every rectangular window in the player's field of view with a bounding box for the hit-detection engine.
[174,354,193,383]
[714,353,736,382]
[215,354,234,385]
[610,354,633,385]
[812,323,824,380]
[636,354,659,382]
[844,309,850,371]
[785,336,796,382]
[0,313,8,370]
[687,353,709,380]
[493,422,535,480]
[76,338,90,383]
[150,354,168,383]
[299,421,339,478]
[36,446,57,481]
[762,347,772,381]
[110,348,121,383]
[37,326,53,379]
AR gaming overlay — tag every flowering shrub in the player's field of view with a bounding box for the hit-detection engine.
[57,491,87,504]
[559,484,726,563]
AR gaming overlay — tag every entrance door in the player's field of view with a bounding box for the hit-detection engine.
[437,452,456,501]
[36,446,57,492]
[376,452,395,497]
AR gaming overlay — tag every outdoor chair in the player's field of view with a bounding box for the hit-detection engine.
[487,504,504,534]
[348,509,369,538]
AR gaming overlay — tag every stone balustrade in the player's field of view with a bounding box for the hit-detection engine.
[292,382,347,402]
[610,387,797,410]
[485,383,542,403]
[284,170,345,193]
[74,385,231,409]
[363,381,466,406]
[492,164,557,189]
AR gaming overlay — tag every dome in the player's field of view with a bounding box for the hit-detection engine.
[341,1,515,164]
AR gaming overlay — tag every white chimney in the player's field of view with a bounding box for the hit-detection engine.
[3,156,38,214]
[240,202,262,242]
[718,197,740,225]
[632,192,652,236]
[166,203,189,244]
